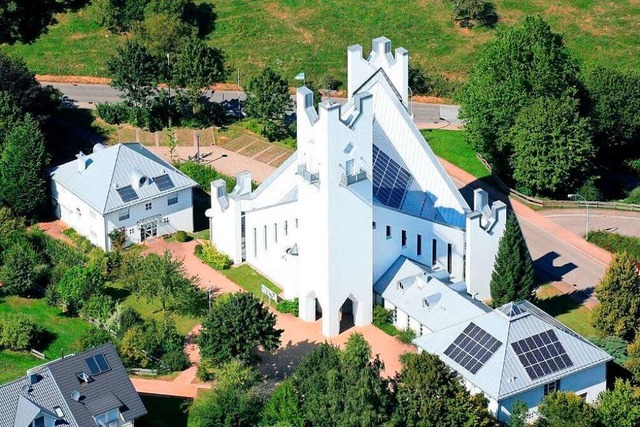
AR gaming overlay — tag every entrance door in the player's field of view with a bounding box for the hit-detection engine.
[140,220,158,241]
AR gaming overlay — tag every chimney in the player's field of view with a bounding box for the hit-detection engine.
[76,153,88,173]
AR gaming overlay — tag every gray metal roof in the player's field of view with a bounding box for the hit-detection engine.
[0,344,147,427]
[50,143,197,214]
[413,301,613,400]
[374,256,490,332]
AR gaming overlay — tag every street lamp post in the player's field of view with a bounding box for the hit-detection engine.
[568,193,590,240]
[166,53,171,107]
[207,285,214,312]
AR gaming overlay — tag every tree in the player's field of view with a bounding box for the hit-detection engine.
[0,240,47,296]
[52,265,105,314]
[625,337,640,383]
[393,352,496,426]
[0,206,26,254]
[0,115,50,220]
[451,0,498,28]
[197,292,282,366]
[592,252,640,342]
[510,96,594,196]
[536,392,599,427]
[489,214,535,306]
[508,400,528,427]
[0,313,44,351]
[597,379,640,427]
[0,53,60,126]
[107,40,161,108]
[132,13,194,57]
[459,16,585,176]
[0,92,22,140]
[244,67,293,141]
[585,66,640,165]
[0,0,57,44]
[261,379,304,427]
[93,0,148,33]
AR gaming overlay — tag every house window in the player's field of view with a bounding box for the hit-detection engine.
[295,218,299,228]
[119,209,130,221]
[32,417,45,427]
[432,239,437,266]
[386,225,391,239]
[162,217,169,224]
[95,408,120,427]
[392,307,398,323]
[264,226,268,251]
[419,324,424,336]
[346,159,355,176]
[417,234,422,256]
[128,228,135,235]
[578,392,588,400]
[401,230,407,247]
[284,220,288,236]
[274,223,278,243]
[406,316,410,330]
[145,202,152,211]
[76,208,81,217]
[543,380,560,396]
[168,196,178,206]
[372,221,376,229]
[447,243,453,273]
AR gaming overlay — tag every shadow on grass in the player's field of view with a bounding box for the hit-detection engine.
[258,339,320,381]
[104,286,131,302]
[535,293,583,318]
[34,329,57,352]
[137,394,191,427]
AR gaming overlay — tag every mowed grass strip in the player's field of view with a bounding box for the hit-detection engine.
[587,230,640,263]
[221,264,281,301]
[0,296,92,383]
[534,284,597,338]
[421,129,490,179]
[3,1,639,81]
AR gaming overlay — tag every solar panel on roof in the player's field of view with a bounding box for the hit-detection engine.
[154,174,175,191]
[94,353,111,373]
[85,356,100,375]
[512,330,573,380]
[116,185,139,203]
[372,144,412,209]
[443,323,502,374]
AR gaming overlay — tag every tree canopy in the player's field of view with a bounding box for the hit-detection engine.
[597,379,640,427]
[489,214,535,305]
[244,67,293,141]
[460,15,585,178]
[107,40,161,108]
[593,252,640,342]
[536,392,599,427]
[197,292,282,366]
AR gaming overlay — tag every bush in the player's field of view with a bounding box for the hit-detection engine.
[372,305,392,326]
[196,242,233,270]
[590,336,629,365]
[29,229,87,270]
[0,313,44,351]
[319,75,342,91]
[194,244,203,256]
[160,347,190,372]
[110,306,144,338]
[174,230,189,242]
[626,186,640,204]
[398,328,417,344]
[276,298,299,316]
[175,161,237,192]
[80,294,117,325]
[0,239,48,296]
[62,228,95,253]
[576,176,603,201]
[75,328,115,352]
[238,117,264,135]
[96,102,130,124]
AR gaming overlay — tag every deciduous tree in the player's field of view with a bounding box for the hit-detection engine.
[0,240,47,296]
[244,67,292,141]
[107,40,161,108]
[536,391,599,427]
[489,214,535,306]
[597,379,640,427]
[593,252,640,342]
[459,16,585,176]
[197,292,282,366]
[510,96,594,196]
[0,0,57,44]
[52,265,105,314]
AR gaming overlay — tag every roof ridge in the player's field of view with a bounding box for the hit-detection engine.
[101,144,122,214]
[496,315,515,399]
[44,367,79,427]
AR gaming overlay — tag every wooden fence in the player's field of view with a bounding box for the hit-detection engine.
[476,154,640,212]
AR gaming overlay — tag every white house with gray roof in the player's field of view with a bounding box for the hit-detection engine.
[413,300,612,422]
[207,37,507,336]
[50,142,197,251]
[0,344,146,427]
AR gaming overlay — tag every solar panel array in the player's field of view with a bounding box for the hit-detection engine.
[511,330,573,380]
[444,323,502,374]
[154,174,175,191]
[372,145,412,209]
[85,353,111,376]
[116,185,139,203]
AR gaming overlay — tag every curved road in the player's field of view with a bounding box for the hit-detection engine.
[541,209,640,238]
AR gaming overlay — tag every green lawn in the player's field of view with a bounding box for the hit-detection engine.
[221,264,282,301]
[0,296,92,383]
[587,230,640,263]
[105,283,201,336]
[2,1,639,83]
[421,129,490,179]
[534,285,597,338]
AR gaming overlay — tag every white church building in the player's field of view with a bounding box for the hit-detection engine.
[208,37,507,336]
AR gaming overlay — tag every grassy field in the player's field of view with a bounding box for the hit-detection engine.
[2,1,638,82]
[0,296,92,383]
[221,264,282,301]
[587,230,640,263]
[535,284,597,338]
[422,129,490,178]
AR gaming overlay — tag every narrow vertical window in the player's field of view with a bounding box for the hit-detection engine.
[386,225,391,239]
[346,159,355,175]
[295,218,299,228]
[274,223,278,243]
[264,226,267,251]
[253,228,257,257]
[284,220,288,236]
[432,239,437,266]
[417,234,422,256]
[401,230,407,248]
[447,243,453,273]
[372,221,376,229]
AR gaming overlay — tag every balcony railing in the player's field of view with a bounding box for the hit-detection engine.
[297,164,320,185]
[341,169,368,186]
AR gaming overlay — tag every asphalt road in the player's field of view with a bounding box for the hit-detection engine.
[541,209,640,238]
[48,82,461,126]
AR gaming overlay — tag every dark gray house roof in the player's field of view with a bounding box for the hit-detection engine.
[0,343,147,427]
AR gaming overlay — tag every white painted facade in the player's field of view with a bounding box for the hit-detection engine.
[208,37,506,337]
[50,143,197,251]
